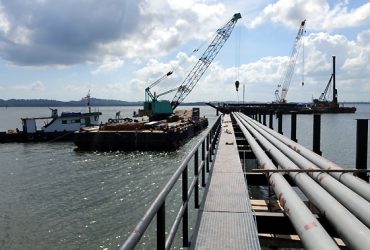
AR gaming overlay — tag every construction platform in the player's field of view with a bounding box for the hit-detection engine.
[191,114,260,249]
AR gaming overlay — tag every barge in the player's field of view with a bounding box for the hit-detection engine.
[208,102,356,115]
[73,108,208,151]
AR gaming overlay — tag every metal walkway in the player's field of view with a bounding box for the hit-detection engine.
[192,114,260,249]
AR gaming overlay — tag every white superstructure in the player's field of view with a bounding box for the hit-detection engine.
[22,109,101,134]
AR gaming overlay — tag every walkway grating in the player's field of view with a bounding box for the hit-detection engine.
[192,114,260,249]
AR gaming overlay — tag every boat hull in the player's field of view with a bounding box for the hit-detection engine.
[0,131,76,143]
[73,119,208,151]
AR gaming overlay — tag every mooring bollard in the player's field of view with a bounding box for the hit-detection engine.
[291,112,297,142]
[313,114,322,155]
[356,119,369,182]
[277,112,283,134]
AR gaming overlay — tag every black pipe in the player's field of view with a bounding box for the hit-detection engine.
[313,114,322,155]
[291,112,297,142]
[356,119,369,182]
[277,112,283,134]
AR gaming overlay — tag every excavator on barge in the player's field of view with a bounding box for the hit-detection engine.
[73,13,242,151]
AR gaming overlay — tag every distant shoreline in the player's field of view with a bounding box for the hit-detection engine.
[0,98,208,107]
[0,98,368,107]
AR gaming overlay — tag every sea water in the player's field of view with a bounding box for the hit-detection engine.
[0,104,369,249]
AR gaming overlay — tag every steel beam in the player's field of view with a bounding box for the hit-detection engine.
[356,119,369,182]
[290,112,297,142]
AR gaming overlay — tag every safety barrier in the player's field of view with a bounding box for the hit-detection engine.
[120,116,221,250]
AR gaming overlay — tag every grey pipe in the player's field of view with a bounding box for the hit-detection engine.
[238,112,370,228]
[234,112,370,249]
[233,114,339,250]
[245,113,370,202]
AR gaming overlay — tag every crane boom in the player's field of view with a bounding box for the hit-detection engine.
[275,19,306,103]
[171,13,242,110]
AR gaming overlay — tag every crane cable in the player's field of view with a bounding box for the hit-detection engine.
[235,25,241,103]
[302,33,305,86]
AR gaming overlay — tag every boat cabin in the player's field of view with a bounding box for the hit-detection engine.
[21,109,101,134]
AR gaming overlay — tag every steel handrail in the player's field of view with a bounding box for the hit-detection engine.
[120,116,221,250]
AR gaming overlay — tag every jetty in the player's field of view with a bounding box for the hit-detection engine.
[120,112,370,249]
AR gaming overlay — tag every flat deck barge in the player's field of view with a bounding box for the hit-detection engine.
[74,109,208,151]
[208,102,356,115]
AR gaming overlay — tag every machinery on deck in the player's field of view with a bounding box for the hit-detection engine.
[312,56,338,108]
[140,13,242,118]
[274,19,306,103]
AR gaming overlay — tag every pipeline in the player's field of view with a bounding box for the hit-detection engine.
[245,113,370,202]
[233,115,339,250]
[237,112,370,228]
[233,112,370,249]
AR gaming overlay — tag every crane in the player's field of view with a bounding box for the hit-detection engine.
[313,56,338,108]
[141,13,242,117]
[274,19,306,103]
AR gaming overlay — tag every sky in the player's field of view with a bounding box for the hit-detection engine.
[0,0,369,103]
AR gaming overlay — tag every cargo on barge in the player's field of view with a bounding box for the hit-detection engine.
[73,108,208,151]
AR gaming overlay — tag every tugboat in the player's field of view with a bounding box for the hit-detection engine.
[0,93,102,143]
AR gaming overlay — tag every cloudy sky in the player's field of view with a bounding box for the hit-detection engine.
[0,0,369,103]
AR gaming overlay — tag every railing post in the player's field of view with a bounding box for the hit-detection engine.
[194,149,199,208]
[269,111,274,129]
[356,119,369,182]
[291,112,297,142]
[258,112,262,123]
[206,151,210,172]
[277,112,283,134]
[209,133,213,162]
[182,165,189,247]
[313,114,322,155]
[157,202,165,250]
[263,111,266,126]
[202,141,206,186]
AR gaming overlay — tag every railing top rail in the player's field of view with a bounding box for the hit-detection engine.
[250,169,370,173]
[120,115,221,250]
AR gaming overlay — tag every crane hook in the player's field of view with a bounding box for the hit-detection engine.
[235,80,240,91]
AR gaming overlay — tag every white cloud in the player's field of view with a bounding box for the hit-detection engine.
[88,29,369,102]
[92,57,124,75]
[249,0,370,30]
[0,5,10,34]
[177,30,370,102]
[13,81,45,92]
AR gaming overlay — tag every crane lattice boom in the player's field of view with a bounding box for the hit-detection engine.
[171,13,242,110]
[275,19,306,103]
